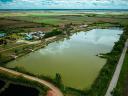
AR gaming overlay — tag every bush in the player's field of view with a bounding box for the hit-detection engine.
[44,29,62,38]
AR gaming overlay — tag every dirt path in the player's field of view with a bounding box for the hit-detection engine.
[105,39,128,96]
[17,40,41,44]
[0,67,63,96]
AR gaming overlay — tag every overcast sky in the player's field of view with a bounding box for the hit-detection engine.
[0,0,128,9]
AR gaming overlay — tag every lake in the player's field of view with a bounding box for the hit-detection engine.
[6,29,123,89]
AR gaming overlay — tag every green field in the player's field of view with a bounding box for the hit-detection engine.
[113,52,128,96]
[1,11,128,25]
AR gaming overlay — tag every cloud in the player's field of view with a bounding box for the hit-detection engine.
[0,0,128,9]
[0,0,13,3]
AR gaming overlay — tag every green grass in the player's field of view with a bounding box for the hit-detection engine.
[34,18,65,25]
[1,11,128,26]
[0,12,83,17]
[4,13,128,26]
[5,15,86,25]
[113,52,128,96]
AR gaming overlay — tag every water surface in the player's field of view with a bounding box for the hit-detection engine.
[6,29,123,89]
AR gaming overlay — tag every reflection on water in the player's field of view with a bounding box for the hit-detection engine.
[6,29,123,89]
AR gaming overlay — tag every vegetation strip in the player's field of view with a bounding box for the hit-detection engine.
[113,52,128,96]
[105,39,128,96]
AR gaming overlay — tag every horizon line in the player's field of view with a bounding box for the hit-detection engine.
[0,8,128,10]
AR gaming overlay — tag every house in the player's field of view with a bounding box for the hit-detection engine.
[25,34,33,40]
[24,31,45,40]
[0,33,6,38]
[79,25,88,28]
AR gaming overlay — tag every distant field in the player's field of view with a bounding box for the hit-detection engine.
[5,15,87,25]
[0,11,128,33]
[0,17,53,32]
[0,12,83,17]
[0,11,128,26]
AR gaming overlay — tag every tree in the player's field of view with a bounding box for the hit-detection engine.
[54,73,62,87]
[14,49,19,54]
[0,54,2,59]
[44,29,62,38]
[54,73,65,92]
[3,39,7,45]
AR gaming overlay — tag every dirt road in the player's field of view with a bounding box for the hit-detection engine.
[0,67,63,96]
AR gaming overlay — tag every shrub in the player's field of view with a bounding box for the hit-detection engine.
[44,29,62,38]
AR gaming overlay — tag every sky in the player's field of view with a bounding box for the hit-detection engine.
[0,0,128,9]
